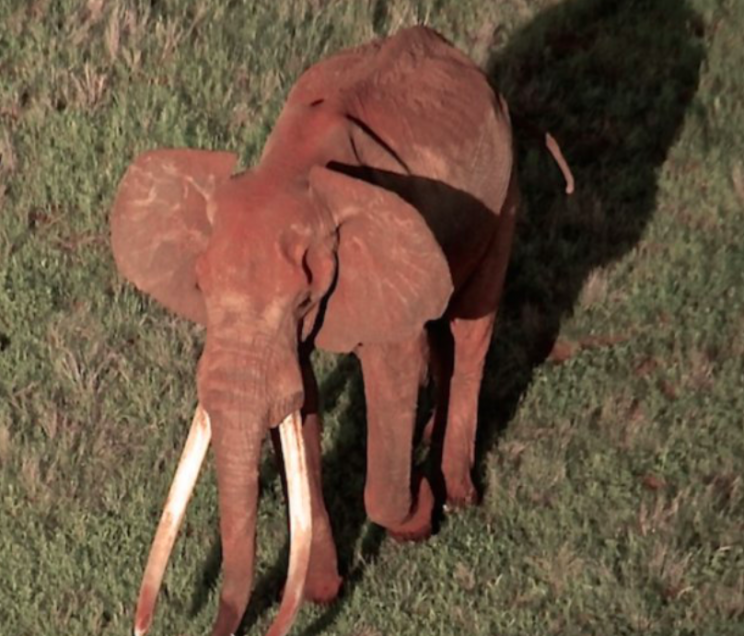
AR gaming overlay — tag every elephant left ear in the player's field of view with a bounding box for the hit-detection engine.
[308,166,453,353]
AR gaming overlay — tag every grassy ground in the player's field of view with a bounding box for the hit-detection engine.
[1,0,743,634]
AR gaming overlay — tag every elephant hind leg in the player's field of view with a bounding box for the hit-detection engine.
[441,172,519,507]
[357,333,434,541]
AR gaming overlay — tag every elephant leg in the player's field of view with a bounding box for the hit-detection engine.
[357,333,434,541]
[271,352,341,604]
[442,172,519,507]
[440,313,495,507]
[300,412,343,603]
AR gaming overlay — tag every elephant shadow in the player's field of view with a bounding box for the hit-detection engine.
[475,0,704,468]
[193,1,705,632]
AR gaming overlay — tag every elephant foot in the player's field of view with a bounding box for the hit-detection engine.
[387,476,434,542]
[304,533,342,604]
[304,572,343,605]
[444,474,480,510]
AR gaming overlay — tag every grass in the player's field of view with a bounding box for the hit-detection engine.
[1,0,743,634]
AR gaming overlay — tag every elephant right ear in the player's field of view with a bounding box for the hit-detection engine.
[110,148,238,324]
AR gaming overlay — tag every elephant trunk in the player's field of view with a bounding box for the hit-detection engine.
[209,395,265,636]
[133,344,311,636]
[210,405,311,636]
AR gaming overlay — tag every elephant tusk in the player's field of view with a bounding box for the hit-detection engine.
[133,405,212,636]
[266,410,312,636]
[545,132,575,195]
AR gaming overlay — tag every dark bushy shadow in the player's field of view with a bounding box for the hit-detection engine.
[475,0,704,468]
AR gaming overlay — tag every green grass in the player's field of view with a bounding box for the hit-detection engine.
[1,0,743,634]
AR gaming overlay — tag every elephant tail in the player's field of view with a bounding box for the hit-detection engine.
[545,132,575,194]
[504,106,575,194]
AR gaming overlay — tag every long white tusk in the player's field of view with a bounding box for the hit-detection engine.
[133,405,212,636]
[266,410,312,636]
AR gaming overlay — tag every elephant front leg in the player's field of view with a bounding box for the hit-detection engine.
[357,334,434,541]
[301,412,343,603]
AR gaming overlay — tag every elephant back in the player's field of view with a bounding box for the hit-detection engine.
[286,26,513,213]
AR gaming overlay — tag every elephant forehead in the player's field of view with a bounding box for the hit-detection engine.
[208,212,313,267]
[199,222,308,302]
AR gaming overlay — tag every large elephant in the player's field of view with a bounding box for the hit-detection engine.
[111,26,571,636]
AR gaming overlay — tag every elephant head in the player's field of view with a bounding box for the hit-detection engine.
[111,147,453,635]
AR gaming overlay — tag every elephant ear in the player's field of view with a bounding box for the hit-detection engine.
[308,166,453,353]
[110,148,238,324]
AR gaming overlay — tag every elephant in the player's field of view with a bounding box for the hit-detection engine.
[111,26,573,636]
